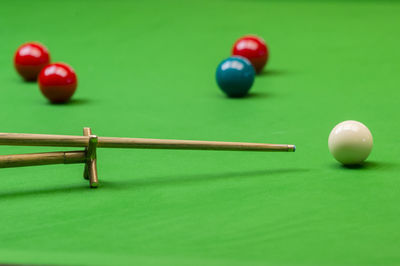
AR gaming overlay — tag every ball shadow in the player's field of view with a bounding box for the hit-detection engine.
[258,69,288,77]
[336,161,396,170]
[22,78,38,83]
[247,92,272,99]
[10,76,37,85]
[46,98,91,106]
[223,91,271,100]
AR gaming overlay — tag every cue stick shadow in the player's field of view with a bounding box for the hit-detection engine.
[0,183,88,201]
[0,168,309,200]
[101,168,310,191]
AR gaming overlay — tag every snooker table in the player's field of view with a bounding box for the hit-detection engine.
[1,0,400,265]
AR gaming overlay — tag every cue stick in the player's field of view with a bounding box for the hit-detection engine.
[0,151,85,168]
[0,133,296,152]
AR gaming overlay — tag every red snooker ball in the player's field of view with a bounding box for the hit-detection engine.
[14,42,50,81]
[38,63,77,103]
[232,35,269,74]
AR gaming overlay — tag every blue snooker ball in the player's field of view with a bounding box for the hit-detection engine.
[216,56,255,97]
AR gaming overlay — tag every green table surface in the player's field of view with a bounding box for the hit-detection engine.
[1,0,400,265]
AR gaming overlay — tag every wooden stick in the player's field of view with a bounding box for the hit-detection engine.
[83,128,91,180]
[0,133,295,152]
[0,151,85,168]
[88,159,98,188]
[87,135,99,188]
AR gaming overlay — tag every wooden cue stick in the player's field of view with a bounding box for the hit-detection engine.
[0,151,86,168]
[0,133,296,152]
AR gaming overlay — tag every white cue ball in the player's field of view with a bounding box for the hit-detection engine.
[328,120,373,165]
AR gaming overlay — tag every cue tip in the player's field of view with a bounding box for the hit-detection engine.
[288,145,296,152]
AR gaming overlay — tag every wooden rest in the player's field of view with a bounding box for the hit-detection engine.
[0,127,99,189]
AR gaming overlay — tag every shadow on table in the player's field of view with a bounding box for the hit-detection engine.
[103,167,310,191]
[46,98,91,106]
[334,161,397,170]
[0,184,87,201]
[258,69,288,77]
[0,168,309,199]
[10,76,37,84]
[224,91,271,100]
